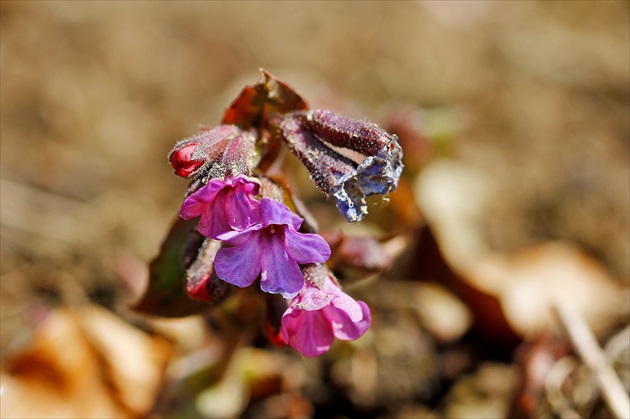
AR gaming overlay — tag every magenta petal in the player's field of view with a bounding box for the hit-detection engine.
[229,175,261,194]
[180,176,262,239]
[179,181,224,220]
[323,301,371,341]
[179,198,204,220]
[214,232,261,288]
[282,307,335,357]
[226,176,262,230]
[328,284,364,322]
[259,234,303,299]
[259,198,303,230]
[284,229,331,264]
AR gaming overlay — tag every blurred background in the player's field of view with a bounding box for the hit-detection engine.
[1,1,628,418]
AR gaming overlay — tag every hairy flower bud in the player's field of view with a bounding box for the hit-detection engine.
[277,116,357,193]
[184,238,230,304]
[209,128,258,179]
[276,110,403,222]
[168,124,258,180]
[302,109,394,156]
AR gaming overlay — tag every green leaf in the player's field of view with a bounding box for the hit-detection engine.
[132,218,211,317]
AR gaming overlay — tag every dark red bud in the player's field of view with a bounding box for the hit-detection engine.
[185,239,230,304]
[170,143,205,177]
[301,109,394,156]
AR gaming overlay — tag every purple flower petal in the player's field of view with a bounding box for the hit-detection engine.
[216,222,262,242]
[212,198,330,298]
[284,229,331,264]
[259,198,302,230]
[225,177,261,230]
[259,231,303,299]
[214,231,261,288]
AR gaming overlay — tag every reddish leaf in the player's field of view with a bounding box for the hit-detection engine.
[221,69,308,130]
[222,82,266,129]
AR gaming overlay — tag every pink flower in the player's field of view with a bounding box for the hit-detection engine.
[214,198,331,299]
[281,266,371,357]
[179,175,261,239]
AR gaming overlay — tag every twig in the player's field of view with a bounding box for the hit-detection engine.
[554,299,630,419]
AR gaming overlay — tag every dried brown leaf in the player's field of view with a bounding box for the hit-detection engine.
[0,307,172,418]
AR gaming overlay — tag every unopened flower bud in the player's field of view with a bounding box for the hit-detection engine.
[301,109,394,156]
[184,238,230,304]
[170,143,205,177]
[277,116,357,193]
[276,111,404,222]
[209,129,258,179]
[168,125,243,179]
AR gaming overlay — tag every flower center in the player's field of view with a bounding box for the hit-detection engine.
[263,224,283,236]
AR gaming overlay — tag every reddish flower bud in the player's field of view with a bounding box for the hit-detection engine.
[210,129,258,179]
[184,238,230,304]
[168,125,242,179]
[170,143,205,177]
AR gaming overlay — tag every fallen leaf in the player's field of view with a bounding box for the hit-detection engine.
[1,306,172,418]
[413,159,624,344]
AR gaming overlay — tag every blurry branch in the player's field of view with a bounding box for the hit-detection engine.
[554,300,630,419]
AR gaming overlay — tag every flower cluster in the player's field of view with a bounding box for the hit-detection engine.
[156,71,403,357]
[176,173,371,355]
